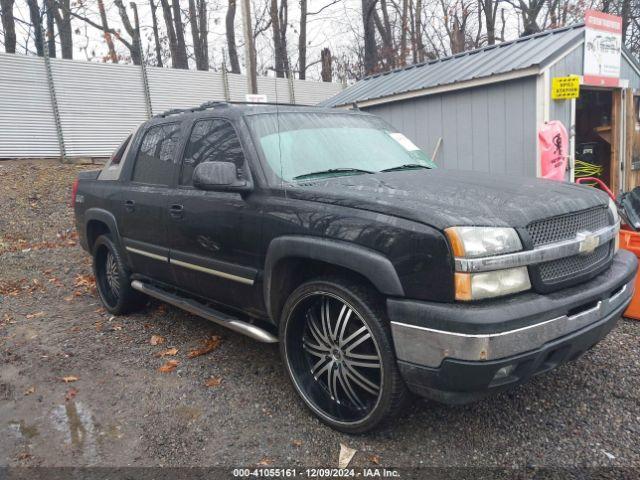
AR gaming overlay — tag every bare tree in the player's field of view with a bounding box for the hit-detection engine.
[1,0,17,53]
[270,0,289,77]
[149,0,163,67]
[159,0,188,68]
[113,0,142,65]
[45,0,55,57]
[362,0,378,74]
[26,0,44,56]
[320,46,332,81]
[226,0,241,73]
[480,0,500,45]
[97,0,117,62]
[188,0,209,70]
[52,0,72,59]
[298,0,307,79]
[507,0,545,36]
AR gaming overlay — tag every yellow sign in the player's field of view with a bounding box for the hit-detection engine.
[552,75,580,100]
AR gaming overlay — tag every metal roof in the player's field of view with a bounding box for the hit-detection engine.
[322,24,586,107]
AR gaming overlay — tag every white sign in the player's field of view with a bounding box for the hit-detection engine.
[245,94,268,103]
[583,10,622,87]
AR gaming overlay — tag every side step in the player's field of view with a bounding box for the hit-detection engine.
[131,280,278,343]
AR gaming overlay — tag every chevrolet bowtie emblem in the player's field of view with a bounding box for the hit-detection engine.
[577,231,600,254]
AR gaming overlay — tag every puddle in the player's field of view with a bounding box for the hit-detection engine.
[50,400,99,464]
[8,420,39,440]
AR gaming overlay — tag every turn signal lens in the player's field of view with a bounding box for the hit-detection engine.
[455,267,531,301]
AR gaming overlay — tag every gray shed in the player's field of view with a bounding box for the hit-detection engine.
[323,23,640,195]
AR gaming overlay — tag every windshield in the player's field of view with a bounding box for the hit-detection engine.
[245,112,436,182]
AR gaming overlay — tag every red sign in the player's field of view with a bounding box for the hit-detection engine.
[583,10,623,87]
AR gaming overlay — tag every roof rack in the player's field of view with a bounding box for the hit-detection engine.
[154,100,309,118]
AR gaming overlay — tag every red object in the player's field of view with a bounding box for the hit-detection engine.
[585,10,623,34]
[575,177,616,200]
[539,121,568,181]
[620,229,640,320]
[70,178,79,207]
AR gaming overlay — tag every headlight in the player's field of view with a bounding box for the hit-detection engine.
[445,226,523,258]
[455,267,531,301]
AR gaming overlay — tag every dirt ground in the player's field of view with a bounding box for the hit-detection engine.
[1,159,640,472]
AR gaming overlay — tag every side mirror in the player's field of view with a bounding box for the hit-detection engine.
[193,161,251,192]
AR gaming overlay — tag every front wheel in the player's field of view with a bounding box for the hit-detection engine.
[279,277,410,433]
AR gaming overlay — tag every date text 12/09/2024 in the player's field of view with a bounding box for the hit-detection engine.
[232,468,401,477]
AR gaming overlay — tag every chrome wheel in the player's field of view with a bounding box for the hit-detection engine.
[285,292,383,423]
[105,252,120,295]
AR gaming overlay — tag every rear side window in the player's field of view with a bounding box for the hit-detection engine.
[111,134,131,165]
[180,119,246,186]
[132,123,181,185]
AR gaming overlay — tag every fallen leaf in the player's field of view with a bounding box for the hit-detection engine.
[291,439,303,447]
[155,347,178,357]
[61,376,79,383]
[65,388,78,401]
[338,443,357,469]
[16,452,31,461]
[150,334,165,346]
[111,324,123,331]
[204,377,222,388]
[187,335,221,359]
[368,454,381,465]
[158,359,179,373]
[257,458,273,466]
[24,386,35,396]
[26,311,45,319]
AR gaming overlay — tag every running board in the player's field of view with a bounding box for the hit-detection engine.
[130,280,278,343]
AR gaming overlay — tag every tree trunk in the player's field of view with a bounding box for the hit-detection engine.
[361,0,378,75]
[149,0,163,66]
[171,0,189,69]
[27,0,44,56]
[45,0,55,57]
[1,0,17,54]
[414,0,424,62]
[188,0,208,70]
[270,0,286,77]
[481,0,497,45]
[98,0,118,62]
[298,0,306,79]
[320,47,332,82]
[226,0,241,73]
[399,0,408,66]
[159,0,179,67]
[54,0,72,59]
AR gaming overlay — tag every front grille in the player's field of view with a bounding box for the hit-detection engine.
[537,243,611,283]
[526,207,613,288]
[527,207,609,246]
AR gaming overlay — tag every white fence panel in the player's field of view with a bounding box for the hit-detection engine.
[0,53,59,157]
[147,67,226,113]
[292,79,344,106]
[256,77,292,103]
[227,73,248,102]
[50,58,148,157]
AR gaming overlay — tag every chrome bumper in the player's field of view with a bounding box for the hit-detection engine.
[391,278,634,368]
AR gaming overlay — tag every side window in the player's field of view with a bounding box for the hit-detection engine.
[132,123,181,185]
[180,119,246,186]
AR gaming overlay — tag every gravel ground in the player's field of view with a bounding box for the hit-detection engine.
[1,159,640,471]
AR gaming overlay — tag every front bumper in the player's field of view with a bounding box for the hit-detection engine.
[388,250,637,403]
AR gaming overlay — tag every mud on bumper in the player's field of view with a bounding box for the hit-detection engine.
[388,250,637,403]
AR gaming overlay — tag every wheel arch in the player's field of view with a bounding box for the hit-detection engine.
[264,236,404,323]
[84,208,122,254]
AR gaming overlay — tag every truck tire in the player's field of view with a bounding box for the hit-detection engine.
[279,277,410,433]
[92,234,146,315]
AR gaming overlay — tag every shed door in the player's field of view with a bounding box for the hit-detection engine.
[626,91,640,192]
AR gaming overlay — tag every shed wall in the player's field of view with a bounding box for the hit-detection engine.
[364,76,538,177]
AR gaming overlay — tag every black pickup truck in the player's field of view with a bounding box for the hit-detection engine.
[73,102,636,433]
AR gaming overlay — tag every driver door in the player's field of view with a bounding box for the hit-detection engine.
[167,118,264,314]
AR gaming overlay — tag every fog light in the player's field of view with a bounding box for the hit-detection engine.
[493,365,516,381]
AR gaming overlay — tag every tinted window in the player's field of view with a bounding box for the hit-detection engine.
[132,123,181,185]
[111,134,131,165]
[180,119,245,185]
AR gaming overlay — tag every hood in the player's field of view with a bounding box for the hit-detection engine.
[286,169,609,230]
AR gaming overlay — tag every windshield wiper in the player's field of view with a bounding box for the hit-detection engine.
[380,164,432,172]
[293,168,375,180]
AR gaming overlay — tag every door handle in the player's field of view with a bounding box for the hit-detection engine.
[169,204,184,219]
[124,200,135,212]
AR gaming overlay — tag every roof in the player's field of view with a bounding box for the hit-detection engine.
[322,24,587,107]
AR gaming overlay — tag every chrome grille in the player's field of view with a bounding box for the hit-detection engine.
[527,207,609,246]
[537,244,611,283]
[527,207,613,287]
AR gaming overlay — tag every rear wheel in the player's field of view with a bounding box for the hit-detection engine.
[93,234,146,314]
[280,277,410,433]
